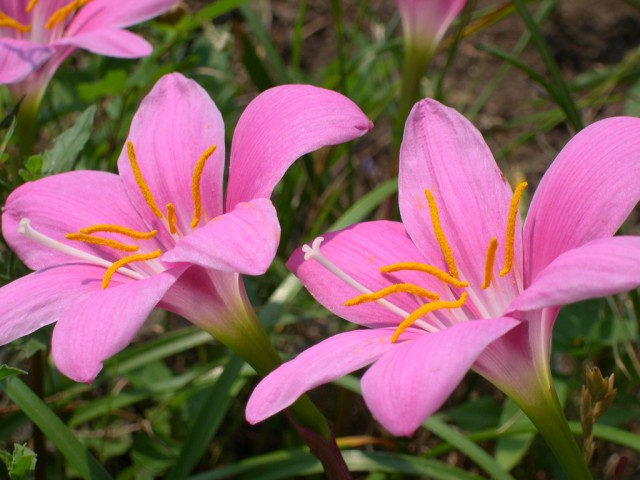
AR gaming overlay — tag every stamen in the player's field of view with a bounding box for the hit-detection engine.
[481,237,498,289]
[0,11,31,32]
[345,284,440,306]
[425,189,459,278]
[191,145,217,228]
[45,0,91,29]
[17,218,144,280]
[499,182,527,277]
[302,237,439,333]
[166,203,177,234]
[102,250,161,289]
[26,0,39,13]
[380,262,468,288]
[66,233,139,252]
[80,224,157,240]
[127,141,163,219]
[391,292,468,343]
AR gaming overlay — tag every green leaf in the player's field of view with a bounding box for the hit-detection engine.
[329,178,398,232]
[0,365,27,381]
[0,444,36,480]
[495,399,535,471]
[0,377,113,480]
[41,105,96,175]
[77,70,128,102]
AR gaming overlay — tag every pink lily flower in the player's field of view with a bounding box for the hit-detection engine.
[0,73,372,383]
[0,0,176,101]
[396,0,466,56]
[247,99,640,438]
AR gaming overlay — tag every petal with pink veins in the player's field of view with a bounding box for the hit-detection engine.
[162,199,280,276]
[287,221,455,329]
[54,29,152,58]
[246,328,414,424]
[361,317,519,436]
[0,39,53,84]
[51,265,187,383]
[2,170,164,270]
[0,264,109,346]
[524,116,640,283]
[398,99,522,299]
[509,236,640,312]
[66,0,177,33]
[117,73,226,234]
[225,85,372,209]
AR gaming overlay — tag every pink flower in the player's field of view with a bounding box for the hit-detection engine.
[0,73,372,383]
[0,0,176,97]
[396,0,466,55]
[247,99,640,436]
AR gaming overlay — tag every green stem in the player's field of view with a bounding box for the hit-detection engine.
[515,385,592,479]
[12,90,44,181]
[209,299,350,479]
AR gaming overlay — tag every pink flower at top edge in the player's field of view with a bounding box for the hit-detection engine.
[0,72,372,383]
[396,0,466,54]
[246,98,640,436]
[0,0,177,98]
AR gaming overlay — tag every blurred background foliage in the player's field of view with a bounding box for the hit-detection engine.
[1,0,639,478]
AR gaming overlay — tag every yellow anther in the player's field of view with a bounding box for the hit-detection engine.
[127,141,163,219]
[45,0,91,28]
[166,203,177,234]
[191,145,216,228]
[102,250,162,289]
[424,189,459,278]
[26,0,39,13]
[344,283,440,306]
[391,292,468,343]
[79,224,157,240]
[380,262,468,288]
[481,237,498,289]
[66,233,139,252]
[499,182,527,277]
[0,11,31,32]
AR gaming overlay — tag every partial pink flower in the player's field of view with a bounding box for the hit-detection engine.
[396,0,466,55]
[0,73,372,383]
[247,99,640,436]
[0,0,176,98]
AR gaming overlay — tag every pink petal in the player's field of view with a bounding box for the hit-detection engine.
[2,170,163,270]
[117,73,225,235]
[287,221,453,329]
[361,317,519,436]
[54,29,151,58]
[162,199,280,276]
[225,85,372,209]
[67,0,177,33]
[0,264,107,345]
[524,116,640,284]
[51,265,187,383]
[0,39,53,84]
[246,328,413,424]
[398,99,522,307]
[509,236,640,312]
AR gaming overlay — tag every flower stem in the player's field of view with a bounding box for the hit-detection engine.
[12,90,43,180]
[515,384,593,479]
[210,299,351,479]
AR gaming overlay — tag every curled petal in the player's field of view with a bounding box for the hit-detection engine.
[226,85,372,209]
[524,116,640,283]
[246,328,411,424]
[162,199,280,276]
[51,265,186,383]
[362,317,519,436]
[54,29,152,58]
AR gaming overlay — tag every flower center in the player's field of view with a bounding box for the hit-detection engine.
[17,141,216,289]
[301,182,527,342]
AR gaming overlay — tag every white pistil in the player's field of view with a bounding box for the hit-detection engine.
[18,218,145,281]
[302,237,439,333]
